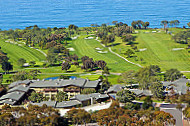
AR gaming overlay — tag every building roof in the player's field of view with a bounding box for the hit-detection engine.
[7,85,30,93]
[70,94,91,102]
[56,100,81,108]
[129,89,153,96]
[107,85,123,93]
[9,80,32,89]
[0,99,17,105]
[88,93,109,100]
[162,78,190,94]
[31,101,57,107]
[0,91,25,101]
[70,93,109,102]
[84,80,101,88]
[29,79,87,88]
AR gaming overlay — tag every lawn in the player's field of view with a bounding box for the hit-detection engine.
[111,30,190,71]
[70,36,140,72]
[0,38,46,69]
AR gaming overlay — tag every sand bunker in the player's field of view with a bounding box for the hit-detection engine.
[95,47,103,50]
[172,48,184,51]
[97,51,108,53]
[139,48,147,51]
[84,37,94,39]
[67,48,75,51]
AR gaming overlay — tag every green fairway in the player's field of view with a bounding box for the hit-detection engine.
[70,36,140,72]
[0,39,46,67]
[111,31,190,71]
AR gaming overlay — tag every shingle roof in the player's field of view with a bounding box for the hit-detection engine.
[107,85,123,93]
[84,81,100,88]
[9,80,32,88]
[129,89,153,96]
[88,93,109,100]
[30,79,87,88]
[0,99,17,105]
[70,93,109,102]
[56,100,81,108]
[7,85,30,93]
[162,78,190,94]
[31,101,57,107]
[0,91,25,101]
[70,94,91,102]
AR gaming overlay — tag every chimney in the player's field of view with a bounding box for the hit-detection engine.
[90,96,93,105]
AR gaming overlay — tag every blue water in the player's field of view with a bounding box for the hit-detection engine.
[44,76,77,80]
[44,76,59,80]
[0,0,190,30]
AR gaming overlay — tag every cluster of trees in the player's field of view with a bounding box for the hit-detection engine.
[66,100,176,126]
[172,30,190,51]
[1,25,74,49]
[96,22,134,47]
[131,20,150,29]
[10,70,41,82]
[120,65,183,98]
[161,20,180,29]
[0,48,13,73]
[0,104,67,126]
[81,56,107,71]
[61,55,109,73]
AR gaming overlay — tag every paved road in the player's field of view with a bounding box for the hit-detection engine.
[159,103,185,126]
[161,109,183,126]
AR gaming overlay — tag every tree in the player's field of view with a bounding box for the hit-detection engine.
[46,52,56,65]
[101,34,115,47]
[161,20,169,29]
[169,20,175,27]
[164,69,183,81]
[11,71,28,81]
[121,70,136,88]
[1,61,13,74]
[174,20,180,28]
[122,34,135,44]
[29,61,36,66]
[142,96,153,110]
[96,60,107,70]
[136,66,160,90]
[17,58,26,67]
[116,90,135,103]
[56,91,68,102]
[124,49,135,58]
[150,82,164,98]
[124,102,140,110]
[143,22,150,29]
[28,92,44,103]
[67,108,91,125]
[81,88,96,94]
[102,66,110,75]
[68,24,78,31]
[187,22,190,28]
[62,62,71,72]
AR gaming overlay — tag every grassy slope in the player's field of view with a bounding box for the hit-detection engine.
[0,39,46,68]
[70,36,140,72]
[111,31,190,71]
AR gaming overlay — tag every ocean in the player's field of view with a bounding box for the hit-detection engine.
[0,0,190,30]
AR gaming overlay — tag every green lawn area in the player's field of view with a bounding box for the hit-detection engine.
[111,30,190,71]
[0,38,46,69]
[70,36,140,72]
